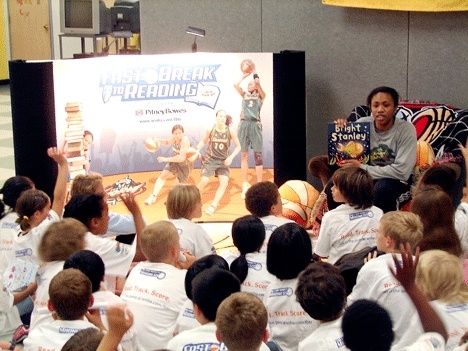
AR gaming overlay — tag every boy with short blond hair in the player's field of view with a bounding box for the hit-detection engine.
[121,221,193,351]
[215,292,269,351]
[23,269,98,351]
[348,211,424,349]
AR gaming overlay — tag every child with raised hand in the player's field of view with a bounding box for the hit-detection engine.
[166,184,215,258]
[415,249,468,351]
[342,243,448,351]
[222,215,273,299]
[347,211,425,349]
[12,147,68,267]
[313,167,383,264]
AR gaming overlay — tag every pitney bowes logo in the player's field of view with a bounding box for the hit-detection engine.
[100,65,221,109]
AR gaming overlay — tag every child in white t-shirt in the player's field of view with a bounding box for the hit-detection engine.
[174,254,229,335]
[264,223,319,351]
[416,249,468,351]
[29,218,87,330]
[296,261,349,351]
[223,215,273,299]
[23,268,98,351]
[120,221,194,351]
[166,184,215,258]
[244,181,294,254]
[313,167,383,264]
[347,211,425,349]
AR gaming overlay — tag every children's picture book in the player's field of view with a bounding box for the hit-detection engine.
[327,121,370,165]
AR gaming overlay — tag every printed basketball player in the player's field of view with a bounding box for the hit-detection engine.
[234,62,266,199]
[196,110,241,215]
[144,124,191,205]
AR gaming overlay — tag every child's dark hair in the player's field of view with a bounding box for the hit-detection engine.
[229,215,265,283]
[49,268,92,320]
[15,189,50,231]
[295,262,346,322]
[184,254,229,300]
[0,176,34,219]
[63,192,105,229]
[267,223,312,280]
[245,181,280,217]
[332,167,374,209]
[342,299,394,351]
[191,267,241,321]
[366,86,399,107]
[64,250,106,293]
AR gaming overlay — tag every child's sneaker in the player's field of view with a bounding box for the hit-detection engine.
[144,194,156,205]
[241,182,251,199]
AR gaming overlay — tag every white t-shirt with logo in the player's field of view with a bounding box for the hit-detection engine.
[121,261,188,351]
[348,254,424,349]
[263,277,319,351]
[314,204,383,264]
[167,218,215,258]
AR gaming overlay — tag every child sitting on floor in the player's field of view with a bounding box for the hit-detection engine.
[23,268,99,351]
[313,167,383,264]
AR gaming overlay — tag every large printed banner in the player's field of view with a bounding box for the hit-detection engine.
[53,53,273,178]
[322,0,468,11]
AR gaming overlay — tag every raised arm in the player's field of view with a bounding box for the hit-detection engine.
[234,72,251,96]
[253,70,266,101]
[48,147,69,216]
[119,193,146,262]
[389,243,448,341]
[96,304,134,351]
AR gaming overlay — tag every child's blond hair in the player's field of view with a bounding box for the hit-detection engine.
[379,211,423,249]
[166,184,201,219]
[141,221,179,262]
[416,249,468,304]
[38,218,87,262]
[70,173,104,197]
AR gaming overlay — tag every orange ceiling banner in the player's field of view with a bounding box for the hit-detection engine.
[322,0,468,11]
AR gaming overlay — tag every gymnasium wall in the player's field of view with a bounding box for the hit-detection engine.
[139,0,468,188]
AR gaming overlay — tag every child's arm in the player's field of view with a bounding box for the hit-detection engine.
[119,193,146,262]
[47,147,69,216]
[12,281,37,305]
[96,304,134,351]
[389,243,448,341]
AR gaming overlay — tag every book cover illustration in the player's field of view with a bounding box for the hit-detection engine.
[327,121,370,165]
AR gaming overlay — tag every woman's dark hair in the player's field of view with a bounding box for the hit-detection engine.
[184,254,229,300]
[267,223,312,280]
[366,86,399,107]
[0,176,35,219]
[229,215,265,283]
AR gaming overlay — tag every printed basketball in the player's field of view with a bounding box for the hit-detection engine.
[282,202,309,228]
[186,147,200,162]
[144,137,160,152]
[416,140,435,169]
[279,180,320,229]
[240,59,255,74]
